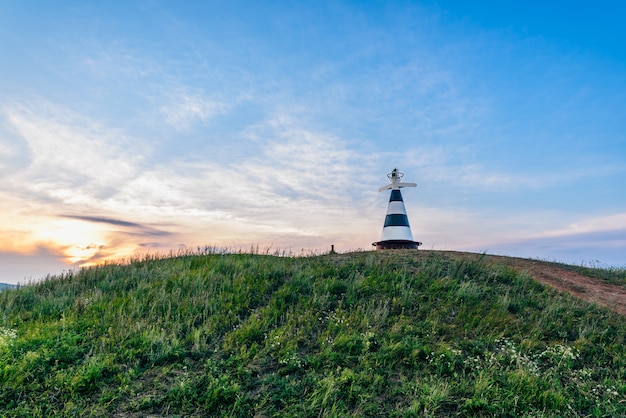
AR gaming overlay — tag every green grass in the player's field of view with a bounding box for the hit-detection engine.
[559,261,626,286]
[1,250,625,417]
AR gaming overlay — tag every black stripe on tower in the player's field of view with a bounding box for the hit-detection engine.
[389,190,403,202]
[384,214,410,227]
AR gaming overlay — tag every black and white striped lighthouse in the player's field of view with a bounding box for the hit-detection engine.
[373,168,422,250]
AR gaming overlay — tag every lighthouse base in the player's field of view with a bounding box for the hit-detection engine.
[372,240,422,250]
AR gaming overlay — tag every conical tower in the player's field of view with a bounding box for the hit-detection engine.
[373,168,422,250]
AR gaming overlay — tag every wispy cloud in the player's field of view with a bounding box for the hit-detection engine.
[0,99,167,265]
[2,99,142,203]
[398,144,626,192]
[112,118,376,245]
[455,211,626,265]
[71,39,158,80]
[160,90,229,131]
[0,96,384,265]
[535,212,626,241]
[59,215,174,238]
[60,215,145,228]
[0,142,17,157]
[241,114,367,199]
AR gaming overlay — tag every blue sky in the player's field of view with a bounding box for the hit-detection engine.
[1,1,625,283]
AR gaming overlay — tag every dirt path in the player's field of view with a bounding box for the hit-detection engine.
[434,251,626,315]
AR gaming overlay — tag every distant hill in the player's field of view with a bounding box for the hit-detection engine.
[0,283,16,291]
[0,250,624,416]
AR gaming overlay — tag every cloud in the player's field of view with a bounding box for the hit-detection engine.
[398,144,626,193]
[0,142,17,158]
[563,213,626,235]
[240,114,365,199]
[0,98,382,262]
[60,215,145,228]
[160,90,229,131]
[457,211,626,265]
[1,99,143,204]
[71,38,157,80]
[0,99,173,266]
[59,214,175,238]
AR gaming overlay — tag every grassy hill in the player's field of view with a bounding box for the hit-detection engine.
[0,250,624,417]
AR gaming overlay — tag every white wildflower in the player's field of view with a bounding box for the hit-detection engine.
[0,327,17,347]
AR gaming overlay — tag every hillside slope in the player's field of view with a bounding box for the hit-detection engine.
[433,251,626,315]
[0,250,624,417]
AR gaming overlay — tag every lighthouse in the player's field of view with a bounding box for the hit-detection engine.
[373,168,422,250]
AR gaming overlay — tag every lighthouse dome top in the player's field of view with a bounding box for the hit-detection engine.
[388,168,403,182]
[378,168,417,192]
